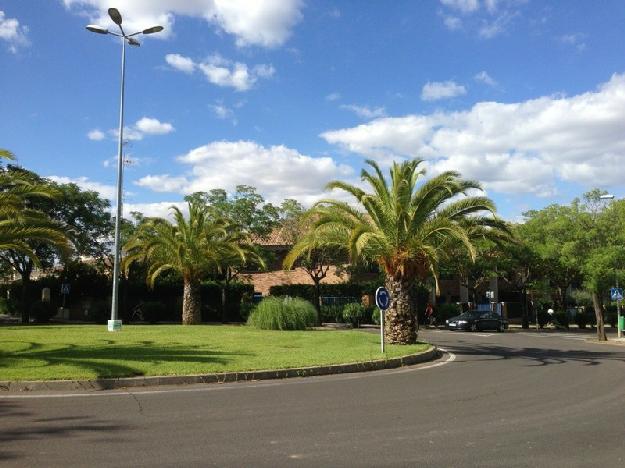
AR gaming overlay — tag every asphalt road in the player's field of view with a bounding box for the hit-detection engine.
[1,329,625,467]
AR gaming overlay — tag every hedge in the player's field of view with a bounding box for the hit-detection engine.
[0,274,254,323]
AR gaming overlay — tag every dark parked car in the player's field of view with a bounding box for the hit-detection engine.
[446,311,508,332]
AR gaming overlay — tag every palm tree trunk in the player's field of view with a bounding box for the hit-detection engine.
[314,279,322,326]
[182,278,201,325]
[384,278,417,344]
[591,291,607,341]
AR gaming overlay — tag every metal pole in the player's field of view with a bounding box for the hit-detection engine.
[109,36,126,332]
[535,304,539,331]
[618,278,622,339]
[380,308,384,353]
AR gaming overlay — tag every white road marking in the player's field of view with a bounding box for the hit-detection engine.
[517,331,591,342]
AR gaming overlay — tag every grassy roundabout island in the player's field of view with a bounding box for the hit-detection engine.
[0,325,430,381]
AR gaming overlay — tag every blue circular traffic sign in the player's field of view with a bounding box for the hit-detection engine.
[375,287,391,310]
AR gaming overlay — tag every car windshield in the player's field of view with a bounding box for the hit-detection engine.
[458,312,480,319]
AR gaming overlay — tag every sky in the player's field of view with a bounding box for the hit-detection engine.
[2,0,625,221]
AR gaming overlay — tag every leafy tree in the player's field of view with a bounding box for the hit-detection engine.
[185,187,279,319]
[123,200,255,324]
[0,151,69,322]
[185,185,280,239]
[283,207,347,325]
[514,190,625,340]
[285,159,507,344]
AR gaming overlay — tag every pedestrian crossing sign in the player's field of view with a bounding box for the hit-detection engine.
[610,287,623,301]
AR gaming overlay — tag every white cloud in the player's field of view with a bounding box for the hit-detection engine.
[210,102,237,124]
[166,54,274,91]
[165,53,195,73]
[439,0,523,39]
[478,11,517,39]
[135,117,174,135]
[87,129,105,141]
[102,155,154,168]
[135,140,355,206]
[321,73,625,195]
[440,0,479,13]
[325,92,341,102]
[421,80,467,101]
[559,33,587,52]
[48,176,117,200]
[340,104,386,119]
[474,70,497,86]
[442,16,462,30]
[122,202,187,220]
[0,10,29,53]
[105,117,174,141]
[64,0,303,48]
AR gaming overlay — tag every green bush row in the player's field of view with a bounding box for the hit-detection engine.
[0,272,254,323]
[268,282,380,302]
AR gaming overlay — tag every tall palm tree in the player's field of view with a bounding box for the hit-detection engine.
[285,159,509,344]
[123,200,256,325]
[1,149,70,323]
[0,149,69,260]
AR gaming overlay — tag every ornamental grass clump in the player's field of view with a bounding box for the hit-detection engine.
[247,296,316,330]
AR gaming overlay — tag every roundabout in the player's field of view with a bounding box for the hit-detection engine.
[1,329,624,467]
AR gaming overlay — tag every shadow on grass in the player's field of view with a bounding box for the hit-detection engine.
[0,341,251,379]
[443,341,625,367]
[0,400,131,462]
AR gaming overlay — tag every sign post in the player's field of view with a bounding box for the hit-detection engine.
[611,284,623,339]
[375,287,391,353]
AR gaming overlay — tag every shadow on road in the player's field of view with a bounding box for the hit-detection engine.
[0,400,132,462]
[443,341,625,367]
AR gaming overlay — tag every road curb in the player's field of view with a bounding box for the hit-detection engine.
[0,346,440,393]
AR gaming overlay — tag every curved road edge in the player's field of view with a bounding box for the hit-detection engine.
[0,346,441,394]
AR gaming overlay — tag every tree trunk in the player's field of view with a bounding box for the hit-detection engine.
[182,279,201,325]
[591,291,607,341]
[521,287,529,329]
[384,278,417,344]
[314,279,322,326]
[221,281,228,323]
[20,273,31,325]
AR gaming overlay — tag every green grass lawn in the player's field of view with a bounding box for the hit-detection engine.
[0,325,430,381]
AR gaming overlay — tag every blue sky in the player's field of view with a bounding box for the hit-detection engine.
[2,0,625,220]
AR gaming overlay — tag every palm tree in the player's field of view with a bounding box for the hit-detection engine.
[123,200,257,325]
[1,149,70,323]
[285,159,509,344]
[1,150,69,256]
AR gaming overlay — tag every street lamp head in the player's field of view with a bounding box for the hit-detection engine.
[600,194,615,200]
[128,38,141,47]
[86,24,109,34]
[142,25,164,35]
[108,8,123,25]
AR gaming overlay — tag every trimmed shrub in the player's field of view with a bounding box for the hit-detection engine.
[88,300,110,324]
[30,301,56,323]
[247,296,316,330]
[435,303,462,324]
[239,302,255,322]
[342,302,365,327]
[0,297,18,316]
[372,308,380,325]
[142,302,167,323]
[552,311,569,329]
[321,304,344,323]
[576,307,596,329]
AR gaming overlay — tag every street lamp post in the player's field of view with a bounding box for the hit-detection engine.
[86,9,163,332]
